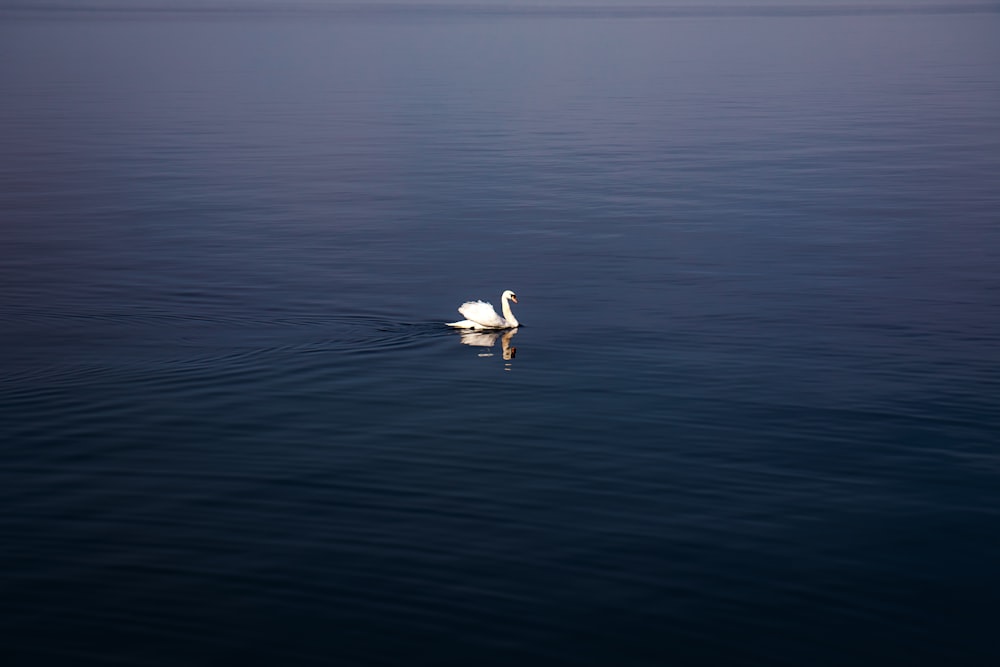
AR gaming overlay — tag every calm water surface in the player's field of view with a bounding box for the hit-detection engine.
[2,5,999,666]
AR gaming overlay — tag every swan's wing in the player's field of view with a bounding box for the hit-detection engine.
[457,300,507,328]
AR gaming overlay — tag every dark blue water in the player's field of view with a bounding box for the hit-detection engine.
[2,5,1000,665]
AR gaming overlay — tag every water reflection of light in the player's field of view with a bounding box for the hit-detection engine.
[457,328,518,369]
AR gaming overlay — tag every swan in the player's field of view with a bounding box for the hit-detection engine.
[447,290,520,329]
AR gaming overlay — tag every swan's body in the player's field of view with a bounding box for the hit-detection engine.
[447,290,519,329]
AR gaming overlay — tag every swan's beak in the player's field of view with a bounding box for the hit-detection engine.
[510,295,518,303]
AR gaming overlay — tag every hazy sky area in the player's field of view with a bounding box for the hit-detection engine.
[3,0,999,7]
[3,0,999,20]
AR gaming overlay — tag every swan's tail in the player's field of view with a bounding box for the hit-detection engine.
[446,320,482,329]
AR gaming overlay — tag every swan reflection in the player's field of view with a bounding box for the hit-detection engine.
[457,328,518,367]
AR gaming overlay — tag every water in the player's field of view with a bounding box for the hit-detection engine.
[2,4,999,665]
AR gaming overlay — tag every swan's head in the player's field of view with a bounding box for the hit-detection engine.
[503,290,518,304]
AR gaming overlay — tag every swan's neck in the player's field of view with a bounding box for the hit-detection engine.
[502,296,519,327]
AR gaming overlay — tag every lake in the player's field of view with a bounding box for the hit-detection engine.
[2,3,999,665]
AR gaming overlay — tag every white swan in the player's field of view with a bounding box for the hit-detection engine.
[447,290,520,329]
